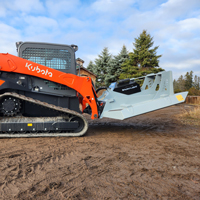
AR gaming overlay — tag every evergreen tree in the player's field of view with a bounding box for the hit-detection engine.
[94,47,112,88]
[177,75,186,91]
[133,30,162,68]
[87,61,96,74]
[105,45,129,86]
[194,75,200,90]
[119,52,139,79]
[174,72,200,95]
[184,71,193,90]
[120,30,163,79]
[173,75,185,93]
[173,79,180,93]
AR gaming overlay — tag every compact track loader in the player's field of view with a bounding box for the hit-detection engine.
[0,42,188,137]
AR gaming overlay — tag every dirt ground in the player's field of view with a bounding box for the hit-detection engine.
[0,104,199,200]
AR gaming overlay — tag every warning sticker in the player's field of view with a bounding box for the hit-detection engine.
[176,95,184,101]
[27,123,32,127]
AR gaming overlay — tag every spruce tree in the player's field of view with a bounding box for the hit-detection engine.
[87,61,96,74]
[119,52,139,79]
[105,45,129,86]
[194,75,200,90]
[177,75,186,91]
[94,47,112,88]
[184,71,193,90]
[133,30,162,68]
[173,75,186,93]
[173,79,180,93]
[120,30,163,79]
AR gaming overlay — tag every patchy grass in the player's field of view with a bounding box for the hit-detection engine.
[176,106,200,126]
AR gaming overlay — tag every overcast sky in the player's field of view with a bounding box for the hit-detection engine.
[0,0,199,79]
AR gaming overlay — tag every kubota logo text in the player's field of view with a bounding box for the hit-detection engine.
[25,63,53,77]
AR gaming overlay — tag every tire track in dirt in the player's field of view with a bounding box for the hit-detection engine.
[0,104,199,199]
[0,146,77,199]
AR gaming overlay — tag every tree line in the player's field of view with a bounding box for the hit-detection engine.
[173,72,200,95]
[87,30,200,96]
[87,30,164,88]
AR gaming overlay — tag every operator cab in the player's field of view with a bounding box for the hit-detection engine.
[16,41,78,75]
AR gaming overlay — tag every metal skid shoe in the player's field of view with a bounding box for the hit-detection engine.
[98,71,188,120]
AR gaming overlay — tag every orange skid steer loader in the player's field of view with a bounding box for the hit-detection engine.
[0,42,188,137]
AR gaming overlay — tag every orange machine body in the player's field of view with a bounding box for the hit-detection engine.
[0,53,98,119]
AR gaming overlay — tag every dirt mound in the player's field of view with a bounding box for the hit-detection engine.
[0,104,199,199]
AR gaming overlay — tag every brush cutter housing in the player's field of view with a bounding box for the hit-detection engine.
[98,71,188,120]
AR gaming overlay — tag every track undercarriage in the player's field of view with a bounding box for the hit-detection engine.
[0,92,88,137]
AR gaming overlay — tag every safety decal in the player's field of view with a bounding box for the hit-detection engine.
[176,94,184,102]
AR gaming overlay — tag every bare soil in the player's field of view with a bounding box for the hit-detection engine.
[0,104,200,200]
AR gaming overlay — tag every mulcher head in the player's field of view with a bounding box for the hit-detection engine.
[98,71,188,120]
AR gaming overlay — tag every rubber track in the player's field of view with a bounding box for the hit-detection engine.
[0,92,88,137]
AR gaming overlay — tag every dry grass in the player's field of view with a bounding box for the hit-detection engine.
[177,106,200,126]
